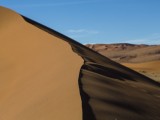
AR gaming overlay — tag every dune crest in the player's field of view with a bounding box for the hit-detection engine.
[25,14,160,119]
[1,6,160,120]
[0,6,83,120]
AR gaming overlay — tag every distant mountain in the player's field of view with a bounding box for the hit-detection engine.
[86,43,160,63]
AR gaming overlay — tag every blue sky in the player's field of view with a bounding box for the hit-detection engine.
[1,0,160,44]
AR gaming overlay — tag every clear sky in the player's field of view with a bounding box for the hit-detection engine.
[1,0,160,44]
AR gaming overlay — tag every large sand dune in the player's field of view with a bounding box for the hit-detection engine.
[86,44,160,84]
[0,6,83,120]
[0,6,160,120]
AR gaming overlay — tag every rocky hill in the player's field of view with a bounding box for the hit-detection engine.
[86,43,160,63]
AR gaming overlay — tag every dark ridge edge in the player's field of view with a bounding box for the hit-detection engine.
[21,16,104,58]
[21,15,160,87]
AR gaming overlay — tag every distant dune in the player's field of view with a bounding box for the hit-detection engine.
[123,61,160,82]
[86,43,160,82]
[1,6,160,120]
[86,43,160,63]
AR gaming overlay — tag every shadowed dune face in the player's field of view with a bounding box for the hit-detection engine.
[0,7,83,120]
[86,44,160,82]
[80,63,160,120]
[68,43,160,120]
[1,6,160,120]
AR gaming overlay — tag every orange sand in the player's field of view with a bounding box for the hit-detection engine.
[0,6,83,120]
[123,61,160,82]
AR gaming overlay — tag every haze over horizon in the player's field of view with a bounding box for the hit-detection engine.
[1,0,160,45]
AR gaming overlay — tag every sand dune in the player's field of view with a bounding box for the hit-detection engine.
[24,15,160,119]
[1,6,160,120]
[86,43,160,83]
[0,6,83,120]
[123,61,160,82]
[86,43,160,63]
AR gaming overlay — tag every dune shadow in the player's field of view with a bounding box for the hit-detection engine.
[22,15,160,120]
[78,67,96,120]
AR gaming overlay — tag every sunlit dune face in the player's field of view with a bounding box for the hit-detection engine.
[0,6,83,120]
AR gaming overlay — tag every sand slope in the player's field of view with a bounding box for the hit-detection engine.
[123,61,160,82]
[1,6,160,120]
[0,6,83,120]
[27,16,160,119]
[86,43,160,83]
[70,45,160,120]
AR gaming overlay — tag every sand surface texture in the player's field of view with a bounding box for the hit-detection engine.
[1,6,160,120]
[123,61,160,82]
[87,43,160,86]
[28,16,160,119]
[0,6,83,120]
